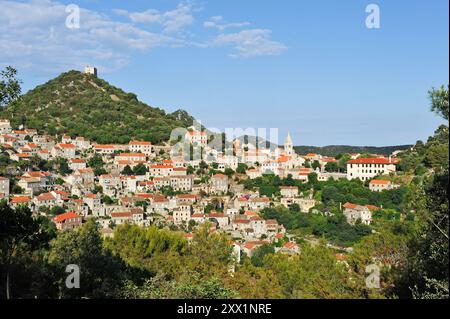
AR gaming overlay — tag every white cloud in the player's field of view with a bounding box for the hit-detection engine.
[210,16,223,22]
[162,3,194,33]
[203,16,250,31]
[120,3,194,34]
[214,29,287,58]
[0,0,179,74]
[0,1,287,75]
[129,9,163,24]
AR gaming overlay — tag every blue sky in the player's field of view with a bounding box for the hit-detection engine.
[1,0,448,146]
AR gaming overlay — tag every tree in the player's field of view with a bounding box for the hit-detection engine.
[265,243,377,298]
[48,219,124,298]
[290,203,300,213]
[133,163,147,175]
[429,85,449,121]
[0,66,22,108]
[250,244,275,267]
[224,168,234,177]
[308,172,318,185]
[338,154,351,172]
[227,260,283,298]
[101,194,114,205]
[395,85,449,299]
[121,273,237,299]
[325,162,339,172]
[53,158,72,176]
[406,170,449,299]
[236,163,248,174]
[121,165,134,176]
[88,154,107,176]
[0,203,50,299]
[49,206,65,216]
[312,160,321,170]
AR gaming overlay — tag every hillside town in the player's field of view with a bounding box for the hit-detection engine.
[0,117,404,258]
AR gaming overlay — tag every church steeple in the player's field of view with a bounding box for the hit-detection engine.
[284,133,293,156]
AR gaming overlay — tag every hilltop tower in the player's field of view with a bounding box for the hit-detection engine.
[284,133,294,156]
[84,66,97,77]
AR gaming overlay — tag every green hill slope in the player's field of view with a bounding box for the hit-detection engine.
[0,70,195,144]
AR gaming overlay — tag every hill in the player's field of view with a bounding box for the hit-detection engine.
[0,70,195,144]
[294,145,413,157]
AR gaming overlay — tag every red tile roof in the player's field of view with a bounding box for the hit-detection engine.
[54,212,80,223]
[347,158,393,165]
[10,196,31,204]
[369,180,390,185]
[129,141,152,146]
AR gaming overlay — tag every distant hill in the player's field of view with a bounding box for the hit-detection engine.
[294,145,413,157]
[0,70,195,144]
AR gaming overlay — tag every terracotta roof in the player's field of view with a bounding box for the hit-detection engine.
[117,153,146,157]
[54,212,80,223]
[277,155,291,163]
[94,144,115,149]
[343,202,358,209]
[129,141,152,146]
[10,196,31,204]
[111,212,132,218]
[36,193,56,201]
[58,143,76,149]
[70,159,86,163]
[347,158,394,165]
[369,180,391,185]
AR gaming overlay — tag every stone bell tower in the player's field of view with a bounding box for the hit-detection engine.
[284,133,293,156]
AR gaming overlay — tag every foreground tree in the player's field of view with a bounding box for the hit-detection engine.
[0,66,22,108]
[48,219,124,298]
[429,85,449,121]
[0,202,51,299]
[396,85,449,299]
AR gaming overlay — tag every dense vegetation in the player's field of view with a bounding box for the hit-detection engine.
[0,208,388,299]
[0,70,195,144]
[261,206,372,247]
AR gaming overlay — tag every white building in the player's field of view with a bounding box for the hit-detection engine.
[170,175,194,191]
[129,141,153,156]
[280,186,298,198]
[369,179,399,192]
[185,128,207,146]
[210,174,229,194]
[84,66,97,77]
[52,143,76,159]
[347,158,396,181]
[343,203,372,225]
